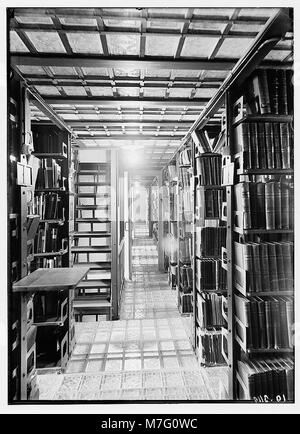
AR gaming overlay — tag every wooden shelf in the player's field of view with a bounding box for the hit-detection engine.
[40,219,65,225]
[237,168,294,175]
[33,316,67,327]
[234,227,293,235]
[34,248,68,258]
[12,267,89,293]
[35,188,67,193]
[33,153,67,160]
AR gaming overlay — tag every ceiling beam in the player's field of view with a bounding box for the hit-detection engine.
[11,54,235,71]
[75,135,183,141]
[27,79,221,89]
[38,120,195,127]
[41,97,210,107]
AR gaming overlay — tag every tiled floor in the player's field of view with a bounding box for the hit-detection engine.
[37,225,228,401]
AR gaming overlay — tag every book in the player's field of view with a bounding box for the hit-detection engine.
[257,122,267,169]
[260,242,271,292]
[274,182,282,229]
[264,122,275,169]
[279,123,291,169]
[265,181,275,230]
[235,182,251,229]
[272,123,282,169]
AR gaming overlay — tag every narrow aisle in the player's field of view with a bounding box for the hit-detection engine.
[37,228,227,400]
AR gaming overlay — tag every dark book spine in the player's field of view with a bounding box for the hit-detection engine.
[274,181,282,229]
[279,300,289,348]
[279,70,288,115]
[249,183,258,228]
[281,181,290,229]
[267,243,279,292]
[244,243,255,293]
[256,182,266,229]
[281,242,293,291]
[264,122,275,169]
[264,301,273,348]
[259,70,271,114]
[265,181,275,230]
[274,242,285,291]
[257,299,267,348]
[279,123,291,169]
[258,122,267,169]
[240,182,251,229]
[260,243,271,292]
[251,244,262,292]
[250,301,260,348]
[271,299,281,349]
[272,123,282,169]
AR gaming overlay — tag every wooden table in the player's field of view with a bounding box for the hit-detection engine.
[13,267,90,292]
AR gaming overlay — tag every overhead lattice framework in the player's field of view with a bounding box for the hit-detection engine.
[9,7,293,168]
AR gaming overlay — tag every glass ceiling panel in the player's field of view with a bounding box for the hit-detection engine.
[25,31,66,53]
[181,35,220,58]
[59,17,97,26]
[10,31,29,52]
[215,37,253,58]
[106,34,140,55]
[145,35,181,57]
[18,65,46,75]
[67,32,103,54]
[34,85,61,95]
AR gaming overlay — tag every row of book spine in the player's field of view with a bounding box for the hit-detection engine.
[179,265,193,292]
[36,158,65,190]
[180,293,193,314]
[238,358,294,402]
[236,294,293,350]
[196,227,226,258]
[198,293,226,327]
[33,129,68,155]
[233,122,293,170]
[179,237,192,263]
[196,258,227,292]
[35,226,61,253]
[34,192,65,221]
[234,179,294,230]
[198,331,225,365]
[203,189,224,219]
[244,69,293,116]
[235,241,293,293]
[195,154,222,185]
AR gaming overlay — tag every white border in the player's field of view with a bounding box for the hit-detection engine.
[1,0,299,415]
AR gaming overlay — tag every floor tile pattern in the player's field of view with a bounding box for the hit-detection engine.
[37,225,228,401]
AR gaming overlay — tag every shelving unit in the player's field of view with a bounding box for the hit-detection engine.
[190,136,227,367]
[71,150,125,321]
[177,145,193,316]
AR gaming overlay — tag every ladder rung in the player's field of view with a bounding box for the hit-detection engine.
[72,232,111,237]
[72,246,111,253]
[76,193,110,198]
[74,262,111,270]
[76,218,111,223]
[77,205,110,210]
[76,182,109,186]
